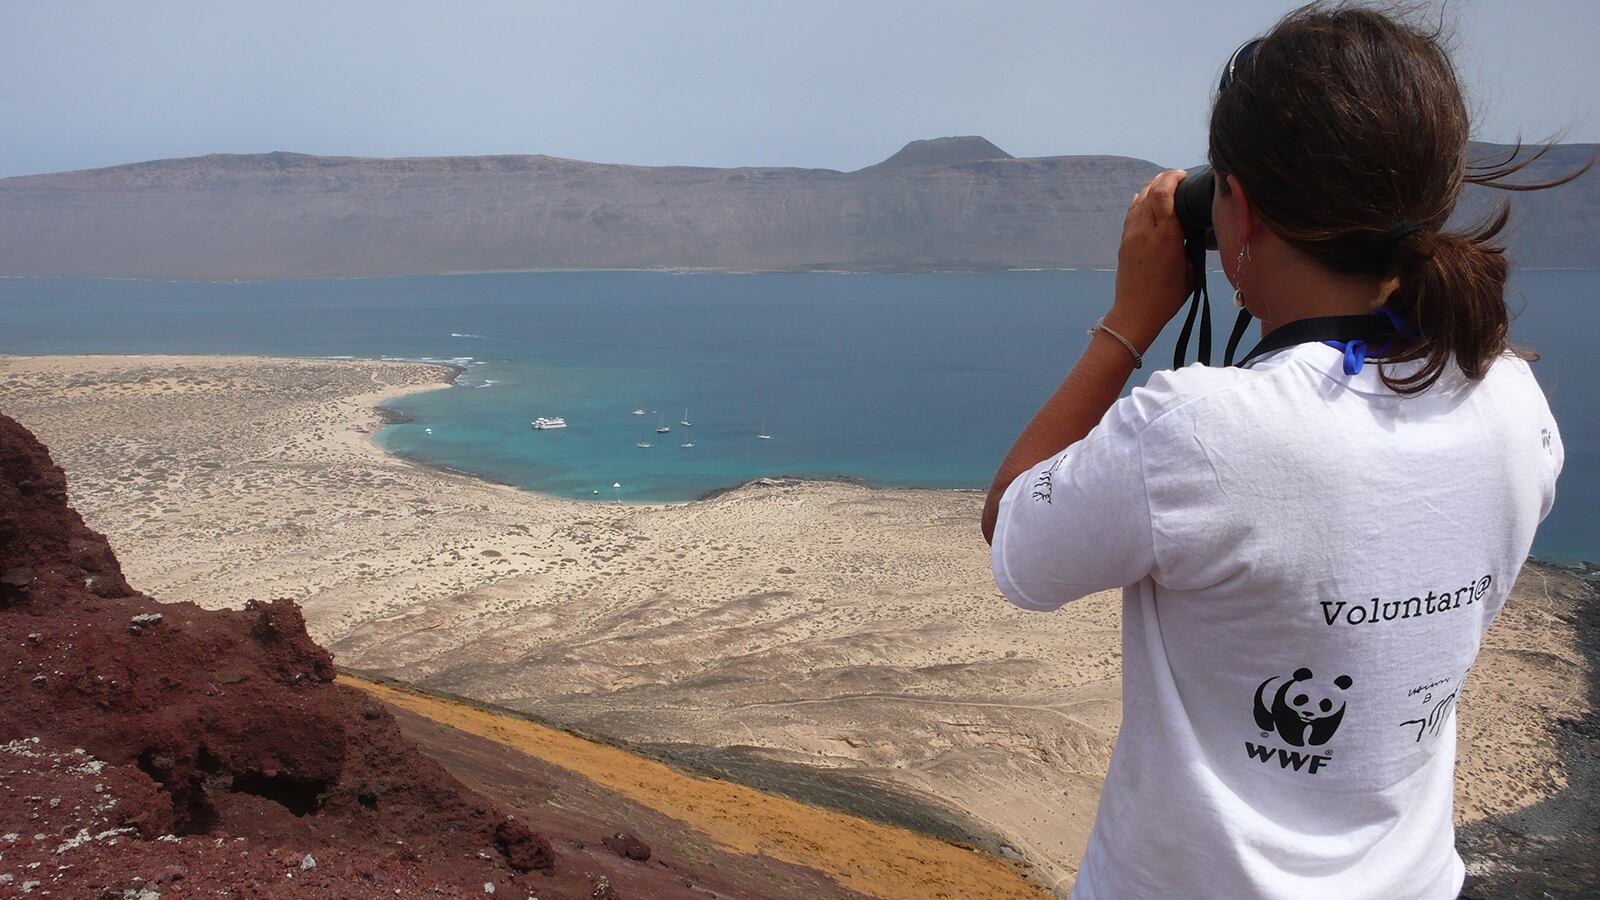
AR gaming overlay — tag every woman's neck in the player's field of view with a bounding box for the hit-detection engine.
[1249,247,1394,336]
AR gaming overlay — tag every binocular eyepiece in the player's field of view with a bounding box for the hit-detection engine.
[1173,165,1217,250]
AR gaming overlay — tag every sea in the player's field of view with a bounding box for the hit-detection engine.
[1,269,1594,565]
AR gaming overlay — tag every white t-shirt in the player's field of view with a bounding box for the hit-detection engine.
[991,341,1562,900]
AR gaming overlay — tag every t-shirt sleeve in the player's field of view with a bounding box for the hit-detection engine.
[990,395,1156,611]
[1540,408,1563,523]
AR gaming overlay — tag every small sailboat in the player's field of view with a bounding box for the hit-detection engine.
[680,407,694,427]
[757,422,772,440]
[656,412,671,434]
[636,438,653,448]
[632,404,645,416]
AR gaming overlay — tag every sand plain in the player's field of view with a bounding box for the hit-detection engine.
[1,353,1592,896]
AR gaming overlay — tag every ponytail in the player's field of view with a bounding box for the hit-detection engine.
[1379,209,1512,395]
[1377,136,1592,395]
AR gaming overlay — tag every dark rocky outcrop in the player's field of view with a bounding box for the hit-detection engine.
[602,831,652,862]
[0,412,564,893]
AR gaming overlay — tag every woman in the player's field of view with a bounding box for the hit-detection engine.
[982,4,1579,898]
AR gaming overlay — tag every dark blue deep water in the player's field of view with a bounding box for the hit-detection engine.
[1,269,1594,564]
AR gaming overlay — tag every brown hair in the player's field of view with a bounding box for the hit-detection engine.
[1208,1,1593,394]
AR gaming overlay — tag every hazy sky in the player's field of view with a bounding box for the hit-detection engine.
[1,1,1595,178]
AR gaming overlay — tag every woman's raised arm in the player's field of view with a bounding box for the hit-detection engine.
[981,168,1193,543]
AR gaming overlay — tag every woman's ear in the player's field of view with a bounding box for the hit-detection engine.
[1225,173,1255,245]
[1377,275,1401,307]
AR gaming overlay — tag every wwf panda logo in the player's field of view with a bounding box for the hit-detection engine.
[1253,667,1353,747]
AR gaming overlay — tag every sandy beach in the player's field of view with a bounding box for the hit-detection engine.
[1,353,1593,895]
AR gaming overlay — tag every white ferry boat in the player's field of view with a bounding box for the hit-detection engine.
[530,417,567,429]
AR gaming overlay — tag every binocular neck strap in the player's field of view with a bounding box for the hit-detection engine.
[1174,293,1252,368]
[1171,238,1214,369]
[1169,234,1262,368]
[1223,309,1252,367]
[1235,313,1407,368]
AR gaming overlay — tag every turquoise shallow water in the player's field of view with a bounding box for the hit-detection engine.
[1,269,1594,564]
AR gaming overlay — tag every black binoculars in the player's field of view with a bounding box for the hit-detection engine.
[1174,165,1217,250]
[1167,164,1256,367]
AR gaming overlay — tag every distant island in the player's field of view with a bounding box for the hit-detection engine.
[0,136,1593,279]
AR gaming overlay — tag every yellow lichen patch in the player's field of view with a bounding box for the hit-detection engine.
[342,674,1046,900]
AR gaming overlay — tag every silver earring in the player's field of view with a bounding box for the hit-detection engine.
[1233,244,1250,310]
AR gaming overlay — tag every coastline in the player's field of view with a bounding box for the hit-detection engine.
[0,266,1086,285]
[1,265,1592,286]
[1530,555,1600,581]
[368,356,1600,565]
[372,367,989,509]
[2,352,1593,896]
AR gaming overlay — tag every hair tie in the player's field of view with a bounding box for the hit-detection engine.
[1377,220,1427,257]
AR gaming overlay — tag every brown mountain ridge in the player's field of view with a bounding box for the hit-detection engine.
[0,138,1593,280]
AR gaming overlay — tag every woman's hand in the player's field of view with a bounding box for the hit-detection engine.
[1105,169,1192,350]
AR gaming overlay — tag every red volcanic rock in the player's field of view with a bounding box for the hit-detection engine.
[0,413,133,605]
[0,413,559,894]
[602,831,653,862]
[497,816,556,872]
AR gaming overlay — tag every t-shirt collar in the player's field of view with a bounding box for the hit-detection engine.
[1246,342,1460,395]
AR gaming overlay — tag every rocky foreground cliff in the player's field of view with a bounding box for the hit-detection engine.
[0,411,880,898]
[0,411,573,896]
[1,137,1592,279]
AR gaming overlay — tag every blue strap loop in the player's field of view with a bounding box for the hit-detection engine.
[1323,308,1413,376]
[1325,339,1369,374]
